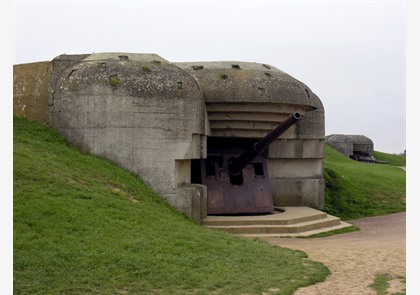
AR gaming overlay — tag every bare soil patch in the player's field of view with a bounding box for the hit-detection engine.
[264,212,406,295]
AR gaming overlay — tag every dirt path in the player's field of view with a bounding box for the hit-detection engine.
[264,212,406,295]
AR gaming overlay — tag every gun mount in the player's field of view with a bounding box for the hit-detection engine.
[228,112,301,177]
[201,112,302,215]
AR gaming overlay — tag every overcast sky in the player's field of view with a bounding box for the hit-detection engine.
[13,0,406,154]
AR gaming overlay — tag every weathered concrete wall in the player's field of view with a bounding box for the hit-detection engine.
[49,53,208,221]
[13,62,52,124]
[266,138,325,208]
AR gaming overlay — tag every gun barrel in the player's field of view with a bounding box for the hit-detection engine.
[228,112,301,176]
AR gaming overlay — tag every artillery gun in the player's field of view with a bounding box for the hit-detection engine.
[201,112,302,215]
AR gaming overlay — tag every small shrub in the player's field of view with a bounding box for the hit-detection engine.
[108,74,120,87]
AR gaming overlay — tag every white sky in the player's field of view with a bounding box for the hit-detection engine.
[13,0,406,154]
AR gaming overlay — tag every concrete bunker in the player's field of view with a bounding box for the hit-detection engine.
[14,53,326,222]
[325,134,379,163]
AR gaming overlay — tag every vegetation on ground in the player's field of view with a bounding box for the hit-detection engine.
[369,273,406,295]
[373,150,406,167]
[14,116,330,295]
[323,144,406,220]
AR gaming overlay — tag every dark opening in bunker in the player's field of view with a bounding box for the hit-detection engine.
[118,55,129,61]
[190,159,202,184]
[191,137,269,185]
[192,65,204,70]
[205,156,223,176]
[253,163,264,176]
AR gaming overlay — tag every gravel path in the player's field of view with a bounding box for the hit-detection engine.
[264,212,406,295]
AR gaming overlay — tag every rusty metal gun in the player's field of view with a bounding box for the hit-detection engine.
[202,111,302,214]
[228,111,301,176]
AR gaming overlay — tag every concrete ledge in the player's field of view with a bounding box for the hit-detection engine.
[202,206,353,237]
[202,206,327,226]
[241,221,353,238]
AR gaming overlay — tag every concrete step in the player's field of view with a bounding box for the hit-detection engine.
[202,207,327,226]
[205,215,341,235]
[241,221,354,238]
[202,206,354,237]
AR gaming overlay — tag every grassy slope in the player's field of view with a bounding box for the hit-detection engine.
[323,144,406,220]
[13,116,330,295]
[374,150,406,167]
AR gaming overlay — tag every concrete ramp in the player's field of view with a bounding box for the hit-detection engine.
[202,206,353,237]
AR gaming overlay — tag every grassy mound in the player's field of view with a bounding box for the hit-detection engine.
[323,144,406,220]
[373,150,406,167]
[13,116,330,295]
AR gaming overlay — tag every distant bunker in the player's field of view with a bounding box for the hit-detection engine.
[14,52,325,222]
[326,134,378,163]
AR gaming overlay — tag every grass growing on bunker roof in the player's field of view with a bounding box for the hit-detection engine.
[108,74,120,87]
[13,116,330,295]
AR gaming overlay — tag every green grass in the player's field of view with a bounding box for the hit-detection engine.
[369,273,406,295]
[373,150,406,167]
[370,274,391,295]
[323,144,406,220]
[14,116,330,295]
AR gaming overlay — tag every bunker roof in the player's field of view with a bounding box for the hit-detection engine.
[52,52,202,99]
[176,61,323,111]
[52,53,323,114]
[326,134,374,145]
